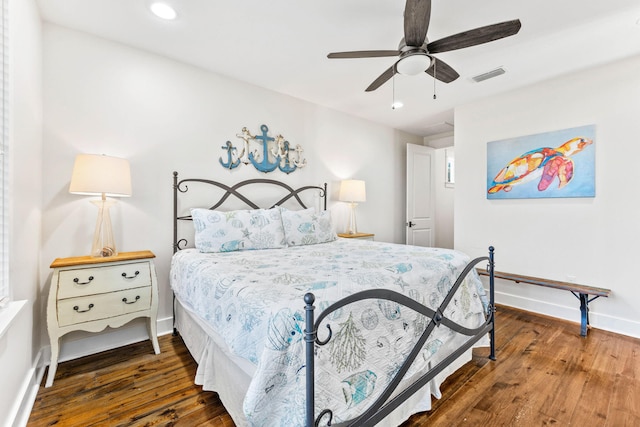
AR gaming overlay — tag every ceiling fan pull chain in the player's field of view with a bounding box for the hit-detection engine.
[392,73,396,109]
[433,59,437,100]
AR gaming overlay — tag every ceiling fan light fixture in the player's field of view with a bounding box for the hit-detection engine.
[150,2,177,20]
[396,54,432,76]
[391,101,404,109]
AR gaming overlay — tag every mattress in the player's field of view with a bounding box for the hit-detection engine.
[170,239,488,426]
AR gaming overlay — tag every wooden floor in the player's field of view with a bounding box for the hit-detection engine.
[28,305,639,426]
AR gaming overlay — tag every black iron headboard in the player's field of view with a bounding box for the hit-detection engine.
[172,171,327,252]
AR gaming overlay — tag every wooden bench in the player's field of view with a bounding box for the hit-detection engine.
[476,269,611,337]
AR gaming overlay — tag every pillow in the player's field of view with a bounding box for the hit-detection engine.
[280,207,337,246]
[191,207,286,253]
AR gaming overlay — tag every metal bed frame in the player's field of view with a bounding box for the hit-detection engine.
[171,172,496,426]
[305,249,495,426]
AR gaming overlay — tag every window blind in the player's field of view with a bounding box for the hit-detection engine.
[0,0,8,301]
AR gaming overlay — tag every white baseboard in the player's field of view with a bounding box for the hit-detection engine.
[9,350,44,427]
[495,290,640,339]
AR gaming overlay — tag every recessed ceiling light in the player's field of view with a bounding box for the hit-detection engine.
[150,2,177,20]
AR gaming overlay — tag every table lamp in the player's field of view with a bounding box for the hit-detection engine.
[339,179,366,235]
[69,154,132,257]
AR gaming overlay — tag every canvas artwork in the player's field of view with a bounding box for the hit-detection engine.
[486,125,595,199]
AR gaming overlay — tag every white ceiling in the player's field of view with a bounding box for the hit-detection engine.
[36,0,640,137]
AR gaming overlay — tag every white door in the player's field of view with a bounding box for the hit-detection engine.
[406,144,435,247]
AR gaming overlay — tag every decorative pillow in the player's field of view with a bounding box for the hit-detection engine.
[280,207,337,246]
[191,207,286,252]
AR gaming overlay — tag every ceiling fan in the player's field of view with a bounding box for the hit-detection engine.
[327,0,522,91]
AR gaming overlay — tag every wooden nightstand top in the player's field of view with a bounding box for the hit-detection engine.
[337,233,375,239]
[50,250,156,269]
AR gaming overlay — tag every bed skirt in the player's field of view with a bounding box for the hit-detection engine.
[174,297,484,426]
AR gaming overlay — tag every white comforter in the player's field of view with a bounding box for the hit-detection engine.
[170,239,487,426]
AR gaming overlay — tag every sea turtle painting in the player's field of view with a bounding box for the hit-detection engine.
[488,137,592,194]
[487,126,595,199]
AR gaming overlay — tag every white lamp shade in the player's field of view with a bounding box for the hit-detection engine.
[69,154,132,197]
[339,179,366,203]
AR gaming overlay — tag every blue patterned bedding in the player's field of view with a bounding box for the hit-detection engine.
[170,239,488,426]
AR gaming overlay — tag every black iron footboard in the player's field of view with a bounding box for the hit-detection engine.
[304,246,496,427]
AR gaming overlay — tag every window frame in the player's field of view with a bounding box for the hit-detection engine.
[0,0,9,302]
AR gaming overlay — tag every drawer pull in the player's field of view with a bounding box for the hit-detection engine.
[122,296,141,304]
[121,271,140,279]
[73,303,94,313]
[73,276,94,285]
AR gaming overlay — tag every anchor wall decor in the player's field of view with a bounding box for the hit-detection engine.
[219,124,307,174]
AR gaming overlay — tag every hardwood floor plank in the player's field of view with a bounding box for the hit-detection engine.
[403,307,639,426]
[27,306,640,427]
[609,339,640,426]
[111,387,224,427]
[416,313,538,423]
[540,327,604,423]
[570,334,620,424]
[32,337,191,411]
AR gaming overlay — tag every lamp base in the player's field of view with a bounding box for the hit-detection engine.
[346,202,358,235]
[90,198,118,257]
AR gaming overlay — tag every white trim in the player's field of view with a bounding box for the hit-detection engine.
[0,299,25,340]
[9,350,44,427]
[0,0,9,301]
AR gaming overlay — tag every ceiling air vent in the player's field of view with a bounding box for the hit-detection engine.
[471,67,506,83]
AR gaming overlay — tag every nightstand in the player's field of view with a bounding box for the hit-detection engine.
[45,250,160,387]
[337,232,375,241]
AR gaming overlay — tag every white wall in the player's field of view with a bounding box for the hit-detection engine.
[40,24,422,359]
[1,0,43,425]
[455,54,640,338]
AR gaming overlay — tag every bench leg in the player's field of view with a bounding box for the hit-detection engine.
[579,293,589,337]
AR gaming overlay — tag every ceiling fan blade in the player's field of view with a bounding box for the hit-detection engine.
[365,65,397,92]
[404,0,431,47]
[426,57,459,83]
[328,50,399,59]
[427,19,522,54]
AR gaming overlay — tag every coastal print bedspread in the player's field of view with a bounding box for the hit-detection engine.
[170,239,488,426]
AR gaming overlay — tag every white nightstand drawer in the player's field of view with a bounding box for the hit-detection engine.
[57,286,152,327]
[57,261,152,299]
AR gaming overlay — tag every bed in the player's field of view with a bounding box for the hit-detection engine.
[170,172,496,426]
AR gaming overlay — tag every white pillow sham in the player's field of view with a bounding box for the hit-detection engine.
[280,207,337,246]
[191,207,287,253]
